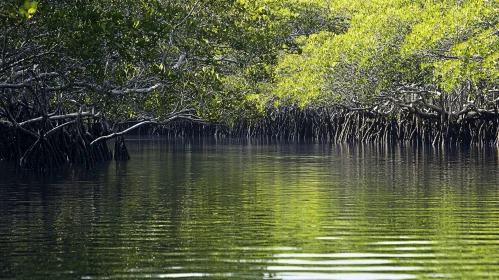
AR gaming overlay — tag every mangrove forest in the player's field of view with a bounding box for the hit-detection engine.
[1,0,499,170]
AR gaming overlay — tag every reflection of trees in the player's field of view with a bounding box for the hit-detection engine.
[1,141,499,278]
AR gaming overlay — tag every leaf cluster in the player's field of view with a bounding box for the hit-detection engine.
[268,0,499,109]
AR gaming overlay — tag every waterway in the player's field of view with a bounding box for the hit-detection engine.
[1,138,499,279]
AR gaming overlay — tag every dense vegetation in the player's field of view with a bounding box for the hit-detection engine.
[1,0,498,170]
[259,0,499,144]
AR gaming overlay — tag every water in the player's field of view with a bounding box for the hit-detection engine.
[1,138,499,280]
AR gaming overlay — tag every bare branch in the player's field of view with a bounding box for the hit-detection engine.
[173,54,186,69]
[90,120,157,145]
[0,72,61,89]
[72,82,163,95]
[111,83,161,95]
[19,111,99,126]
[91,110,204,145]
[43,120,77,138]
[0,51,56,74]
[0,119,12,128]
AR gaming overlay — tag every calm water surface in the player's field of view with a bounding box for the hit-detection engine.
[1,139,499,280]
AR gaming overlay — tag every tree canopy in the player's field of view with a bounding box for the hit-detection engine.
[268,0,499,110]
[0,0,343,169]
[1,0,499,170]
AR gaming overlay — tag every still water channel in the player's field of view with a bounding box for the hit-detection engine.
[1,138,499,279]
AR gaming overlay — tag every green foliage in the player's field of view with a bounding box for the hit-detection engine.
[0,0,35,22]
[18,0,37,19]
[268,0,499,108]
[4,0,497,127]
[2,0,317,123]
[401,0,499,91]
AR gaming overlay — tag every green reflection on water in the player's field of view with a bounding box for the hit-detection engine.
[1,139,499,279]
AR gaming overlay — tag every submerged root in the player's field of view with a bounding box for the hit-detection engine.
[114,136,130,160]
[4,118,115,172]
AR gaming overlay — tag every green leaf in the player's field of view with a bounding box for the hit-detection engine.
[18,1,37,18]
[22,1,31,10]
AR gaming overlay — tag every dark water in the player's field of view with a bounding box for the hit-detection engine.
[1,139,499,280]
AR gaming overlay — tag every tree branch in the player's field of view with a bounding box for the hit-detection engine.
[90,120,156,145]
[43,119,77,138]
[0,72,61,89]
[72,82,162,95]
[90,111,204,146]
[19,111,98,126]
[111,83,161,95]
